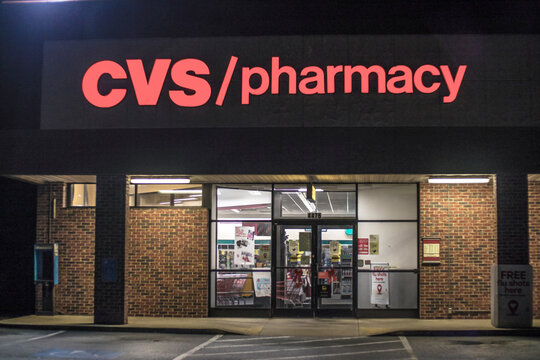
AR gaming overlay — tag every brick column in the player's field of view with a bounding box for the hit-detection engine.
[492,173,532,327]
[94,175,129,324]
[496,174,529,264]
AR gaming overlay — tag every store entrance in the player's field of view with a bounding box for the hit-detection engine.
[274,221,355,317]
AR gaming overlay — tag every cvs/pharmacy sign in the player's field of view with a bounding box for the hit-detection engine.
[82,56,467,108]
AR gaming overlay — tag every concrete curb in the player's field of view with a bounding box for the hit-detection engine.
[379,329,540,337]
[0,323,242,335]
[2,322,540,337]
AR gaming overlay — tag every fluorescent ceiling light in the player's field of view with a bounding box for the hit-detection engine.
[131,178,190,184]
[281,188,324,193]
[158,189,202,194]
[428,178,490,184]
[297,192,317,212]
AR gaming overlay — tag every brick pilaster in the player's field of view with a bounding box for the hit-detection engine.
[496,174,529,265]
[94,175,129,324]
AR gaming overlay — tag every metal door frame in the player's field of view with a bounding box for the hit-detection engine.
[272,219,357,317]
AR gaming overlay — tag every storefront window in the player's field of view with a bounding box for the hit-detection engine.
[357,184,418,310]
[214,221,272,270]
[274,184,356,218]
[216,185,272,220]
[135,184,202,207]
[212,185,272,308]
[357,184,417,220]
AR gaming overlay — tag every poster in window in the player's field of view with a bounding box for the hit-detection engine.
[234,226,255,266]
[369,234,380,255]
[358,238,369,255]
[252,272,271,297]
[370,262,389,305]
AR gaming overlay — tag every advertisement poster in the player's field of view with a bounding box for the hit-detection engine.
[259,245,270,264]
[234,226,255,266]
[370,262,389,305]
[369,234,379,255]
[299,232,311,251]
[358,238,369,255]
[252,272,271,297]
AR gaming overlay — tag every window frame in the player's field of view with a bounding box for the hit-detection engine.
[67,183,97,208]
[132,184,203,208]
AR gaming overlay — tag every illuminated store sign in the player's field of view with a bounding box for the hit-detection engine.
[82,57,467,108]
[42,35,538,129]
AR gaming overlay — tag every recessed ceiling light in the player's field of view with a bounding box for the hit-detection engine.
[428,178,489,184]
[158,189,202,194]
[131,178,190,184]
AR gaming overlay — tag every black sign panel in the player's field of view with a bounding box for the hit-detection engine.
[319,284,331,298]
[41,35,540,129]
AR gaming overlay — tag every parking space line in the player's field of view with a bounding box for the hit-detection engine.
[172,334,222,360]
[208,336,367,348]
[399,336,418,360]
[244,347,407,360]
[193,339,401,357]
[0,330,65,348]
[217,336,291,342]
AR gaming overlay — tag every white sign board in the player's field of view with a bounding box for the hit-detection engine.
[252,272,271,297]
[370,262,389,305]
[491,264,533,328]
[234,226,255,266]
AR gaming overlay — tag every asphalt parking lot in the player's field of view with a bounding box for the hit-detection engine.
[1,328,540,359]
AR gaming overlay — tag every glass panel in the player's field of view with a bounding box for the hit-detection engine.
[357,184,417,220]
[276,225,312,268]
[137,184,202,207]
[70,184,96,207]
[274,184,356,219]
[357,222,417,269]
[275,267,312,309]
[275,225,312,309]
[215,221,271,270]
[357,271,418,309]
[318,227,353,267]
[317,226,353,309]
[217,185,272,220]
[215,271,271,308]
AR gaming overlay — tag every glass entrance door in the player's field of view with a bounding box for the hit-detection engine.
[274,223,355,316]
[275,225,313,314]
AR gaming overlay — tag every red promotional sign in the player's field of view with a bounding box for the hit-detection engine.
[423,238,440,264]
[358,238,369,255]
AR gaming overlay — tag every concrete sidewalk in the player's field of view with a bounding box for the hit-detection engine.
[1,315,539,337]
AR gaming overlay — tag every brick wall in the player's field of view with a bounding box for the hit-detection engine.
[529,181,540,319]
[129,208,209,317]
[420,183,497,319]
[35,184,209,317]
[36,184,95,315]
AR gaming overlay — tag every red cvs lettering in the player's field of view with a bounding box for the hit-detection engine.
[82,59,211,108]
